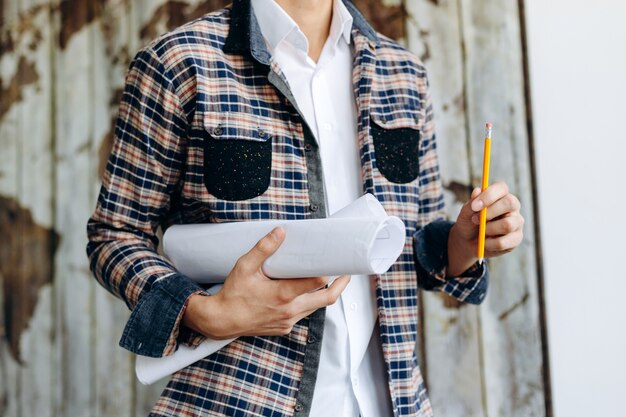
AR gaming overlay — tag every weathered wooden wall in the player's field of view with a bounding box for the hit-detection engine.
[0,1,549,416]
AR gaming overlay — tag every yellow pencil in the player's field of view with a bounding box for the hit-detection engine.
[478,123,492,264]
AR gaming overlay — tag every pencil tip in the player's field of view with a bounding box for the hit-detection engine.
[478,258,484,265]
[485,122,492,129]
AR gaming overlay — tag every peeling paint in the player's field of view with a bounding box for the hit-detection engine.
[418,29,431,62]
[499,292,530,321]
[0,5,47,58]
[353,0,407,40]
[0,196,59,362]
[0,56,40,122]
[453,93,465,112]
[139,1,229,42]
[98,87,124,179]
[439,292,464,309]
[444,180,472,204]
[58,0,102,49]
[28,27,43,51]
[0,29,15,57]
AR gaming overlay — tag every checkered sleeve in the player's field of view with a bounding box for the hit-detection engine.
[86,46,206,357]
[412,73,488,305]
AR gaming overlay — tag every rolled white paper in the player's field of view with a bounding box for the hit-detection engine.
[135,194,405,384]
[163,195,405,282]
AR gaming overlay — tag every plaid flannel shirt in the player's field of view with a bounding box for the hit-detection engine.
[86,1,489,416]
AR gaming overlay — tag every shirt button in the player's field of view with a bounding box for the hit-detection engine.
[304,143,313,152]
[309,204,319,212]
[322,122,333,131]
[352,377,359,387]
[258,129,266,139]
[307,335,316,344]
[212,126,223,136]
[294,403,303,412]
[350,303,358,311]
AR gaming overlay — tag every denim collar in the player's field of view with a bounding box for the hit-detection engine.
[223,0,380,64]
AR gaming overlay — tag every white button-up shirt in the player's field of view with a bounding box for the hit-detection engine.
[251,1,393,416]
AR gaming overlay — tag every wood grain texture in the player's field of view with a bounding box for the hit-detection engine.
[406,0,547,416]
[15,3,56,416]
[459,0,546,415]
[52,0,96,414]
[0,7,23,416]
[91,1,134,416]
[405,1,486,415]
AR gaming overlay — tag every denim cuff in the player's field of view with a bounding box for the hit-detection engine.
[413,219,484,290]
[119,273,204,357]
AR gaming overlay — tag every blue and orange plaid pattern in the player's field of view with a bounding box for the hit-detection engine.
[86,1,488,416]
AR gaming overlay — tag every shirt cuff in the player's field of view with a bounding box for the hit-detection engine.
[413,219,484,289]
[119,273,205,357]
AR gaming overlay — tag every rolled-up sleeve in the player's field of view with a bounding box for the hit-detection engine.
[413,69,489,305]
[86,46,205,357]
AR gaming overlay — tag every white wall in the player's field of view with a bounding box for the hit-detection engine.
[525,1,626,416]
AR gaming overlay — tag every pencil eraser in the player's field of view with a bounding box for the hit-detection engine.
[486,122,492,129]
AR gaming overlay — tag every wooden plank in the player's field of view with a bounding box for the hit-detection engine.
[405,1,486,416]
[0,3,22,416]
[91,1,135,416]
[52,0,97,415]
[14,2,56,417]
[459,0,546,415]
[0,2,57,417]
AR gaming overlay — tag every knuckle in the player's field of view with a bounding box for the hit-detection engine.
[326,291,340,305]
[283,305,298,320]
[493,237,507,252]
[505,193,517,207]
[281,326,293,336]
[255,237,275,255]
[503,217,516,233]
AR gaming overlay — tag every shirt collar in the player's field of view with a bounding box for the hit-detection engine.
[251,0,354,54]
[224,0,380,63]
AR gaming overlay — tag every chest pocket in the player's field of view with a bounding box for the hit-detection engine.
[203,112,274,201]
[370,110,422,184]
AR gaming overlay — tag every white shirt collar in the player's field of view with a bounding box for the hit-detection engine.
[251,0,353,54]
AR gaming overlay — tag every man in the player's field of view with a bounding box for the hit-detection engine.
[87,0,524,416]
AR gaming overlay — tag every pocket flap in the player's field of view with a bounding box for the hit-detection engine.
[203,111,276,142]
[370,108,422,131]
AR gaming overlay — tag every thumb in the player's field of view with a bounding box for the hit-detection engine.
[239,227,286,273]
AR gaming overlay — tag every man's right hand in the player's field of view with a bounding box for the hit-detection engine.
[182,227,351,339]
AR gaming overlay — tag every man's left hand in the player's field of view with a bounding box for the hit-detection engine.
[447,181,525,276]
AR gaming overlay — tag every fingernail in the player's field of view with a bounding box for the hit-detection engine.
[472,200,484,211]
[269,227,284,240]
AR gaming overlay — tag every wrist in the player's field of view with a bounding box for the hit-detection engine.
[182,293,232,340]
[447,224,478,277]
